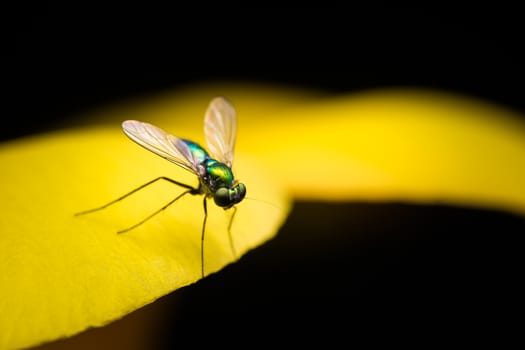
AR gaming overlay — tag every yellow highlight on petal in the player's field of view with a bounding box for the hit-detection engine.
[236,88,525,215]
[0,126,290,350]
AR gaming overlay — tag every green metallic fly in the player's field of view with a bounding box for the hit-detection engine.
[76,97,246,278]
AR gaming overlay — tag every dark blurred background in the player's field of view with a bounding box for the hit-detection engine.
[5,4,525,140]
[8,4,523,348]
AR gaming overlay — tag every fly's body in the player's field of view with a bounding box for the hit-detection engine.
[76,97,246,277]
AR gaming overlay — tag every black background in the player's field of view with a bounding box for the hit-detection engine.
[5,4,525,140]
[7,4,524,348]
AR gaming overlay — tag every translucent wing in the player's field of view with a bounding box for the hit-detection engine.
[122,120,200,174]
[204,97,237,168]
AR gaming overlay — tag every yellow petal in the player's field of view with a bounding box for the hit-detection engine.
[237,88,525,215]
[0,126,290,350]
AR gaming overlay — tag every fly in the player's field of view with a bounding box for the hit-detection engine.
[75,97,246,278]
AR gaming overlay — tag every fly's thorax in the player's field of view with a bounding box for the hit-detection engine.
[202,159,234,192]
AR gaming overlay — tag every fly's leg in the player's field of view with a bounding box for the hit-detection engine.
[75,177,197,216]
[75,176,199,233]
[201,197,208,278]
[227,206,238,258]
[117,190,192,233]
[201,204,238,278]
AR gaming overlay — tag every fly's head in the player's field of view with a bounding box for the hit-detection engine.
[214,183,246,208]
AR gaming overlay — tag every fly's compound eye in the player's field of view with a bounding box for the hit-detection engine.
[232,183,246,204]
[214,187,231,207]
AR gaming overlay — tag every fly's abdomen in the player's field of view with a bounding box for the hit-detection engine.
[182,139,210,164]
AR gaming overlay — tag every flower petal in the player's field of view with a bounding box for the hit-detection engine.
[0,126,290,350]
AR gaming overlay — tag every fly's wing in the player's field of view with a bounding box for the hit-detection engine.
[122,120,200,174]
[204,97,237,168]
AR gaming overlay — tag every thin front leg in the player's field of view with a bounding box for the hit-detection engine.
[201,197,208,278]
[227,206,238,258]
[75,176,197,216]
